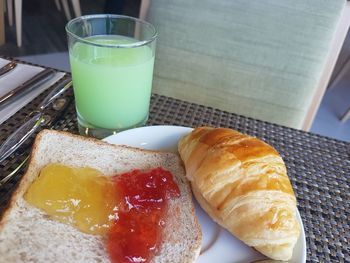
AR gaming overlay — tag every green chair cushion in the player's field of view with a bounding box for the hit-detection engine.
[147,0,345,129]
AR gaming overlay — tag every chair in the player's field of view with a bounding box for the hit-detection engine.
[56,0,81,21]
[341,107,350,122]
[143,0,350,130]
[6,0,81,47]
[328,53,350,122]
[0,0,5,45]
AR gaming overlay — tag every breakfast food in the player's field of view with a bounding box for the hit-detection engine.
[24,163,119,235]
[25,163,182,262]
[0,130,202,263]
[178,127,300,261]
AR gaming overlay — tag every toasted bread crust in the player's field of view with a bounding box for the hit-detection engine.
[0,129,201,263]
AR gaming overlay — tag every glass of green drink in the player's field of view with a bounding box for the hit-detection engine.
[66,15,157,139]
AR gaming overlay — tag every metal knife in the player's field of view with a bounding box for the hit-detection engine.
[0,78,73,164]
[0,61,17,77]
[0,68,56,109]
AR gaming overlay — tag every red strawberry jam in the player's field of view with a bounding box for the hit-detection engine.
[108,167,180,263]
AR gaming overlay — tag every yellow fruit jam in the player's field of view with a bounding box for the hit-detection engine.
[24,163,119,235]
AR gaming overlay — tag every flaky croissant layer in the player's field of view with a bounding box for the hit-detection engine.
[178,127,300,261]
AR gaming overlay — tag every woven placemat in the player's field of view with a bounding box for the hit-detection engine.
[0,70,349,263]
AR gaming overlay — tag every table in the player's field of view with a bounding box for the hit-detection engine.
[0,61,349,263]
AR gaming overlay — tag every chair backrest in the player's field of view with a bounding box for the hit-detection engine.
[146,0,346,129]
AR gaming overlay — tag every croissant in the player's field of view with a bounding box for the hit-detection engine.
[178,127,300,261]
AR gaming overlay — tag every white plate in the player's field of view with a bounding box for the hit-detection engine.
[104,125,307,263]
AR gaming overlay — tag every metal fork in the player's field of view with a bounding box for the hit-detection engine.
[0,156,29,186]
[0,61,17,77]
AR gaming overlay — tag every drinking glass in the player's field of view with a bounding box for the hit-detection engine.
[66,14,157,139]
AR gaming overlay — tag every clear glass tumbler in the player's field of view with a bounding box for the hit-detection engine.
[66,14,157,139]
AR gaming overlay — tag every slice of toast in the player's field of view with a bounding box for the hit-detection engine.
[0,129,202,263]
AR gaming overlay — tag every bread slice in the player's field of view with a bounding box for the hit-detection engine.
[0,129,202,263]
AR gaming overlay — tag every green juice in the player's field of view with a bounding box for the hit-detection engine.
[69,35,155,130]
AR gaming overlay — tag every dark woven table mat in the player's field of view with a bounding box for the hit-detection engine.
[0,63,349,263]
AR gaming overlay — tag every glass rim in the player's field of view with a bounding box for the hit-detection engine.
[65,14,157,48]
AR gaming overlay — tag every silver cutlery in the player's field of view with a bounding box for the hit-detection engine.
[0,68,56,109]
[0,61,17,77]
[0,78,73,165]
[0,156,29,186]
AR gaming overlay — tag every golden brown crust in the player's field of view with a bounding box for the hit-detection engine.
[0,128,189,224]
[0,129,45,227]
[0,129,202,263]
[178,127,300,261]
